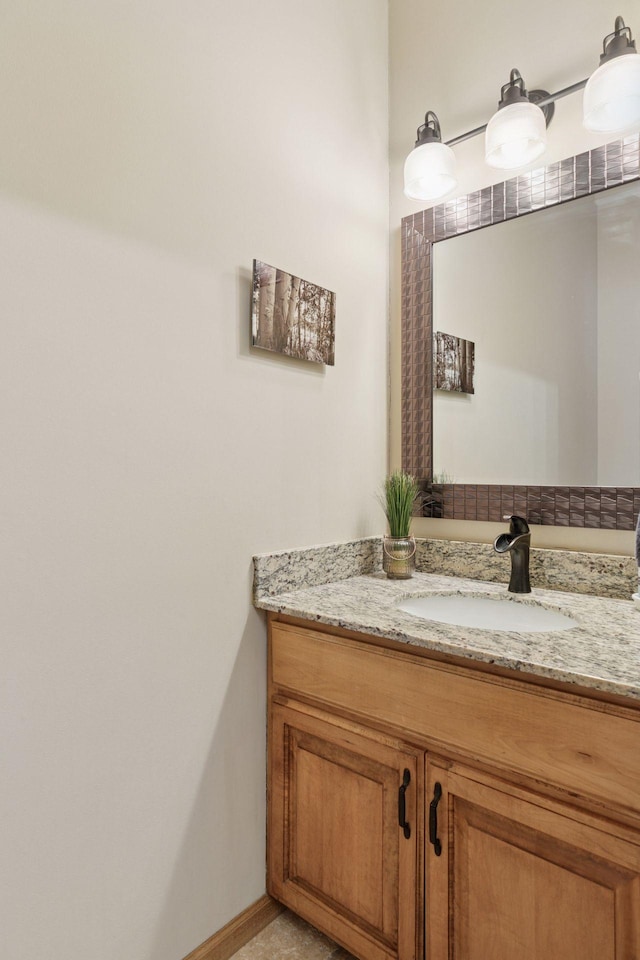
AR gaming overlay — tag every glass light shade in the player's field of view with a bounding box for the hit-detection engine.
[485,101,547,169]
[583,54,640,132]
[403,141,457,201]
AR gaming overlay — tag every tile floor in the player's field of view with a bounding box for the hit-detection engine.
[230,909,355,959]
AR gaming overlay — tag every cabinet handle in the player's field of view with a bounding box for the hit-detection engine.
[398,768,411,839]
[429,782,442,856]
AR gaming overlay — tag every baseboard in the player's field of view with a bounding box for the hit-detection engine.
[182,895,284,960]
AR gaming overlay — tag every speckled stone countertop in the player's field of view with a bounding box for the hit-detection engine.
[255,568,640,702]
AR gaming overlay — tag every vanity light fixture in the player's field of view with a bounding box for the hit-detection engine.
[485,69,551,169]
[403,111,457,201]
[583,16,640,132]
[404,15,640,201]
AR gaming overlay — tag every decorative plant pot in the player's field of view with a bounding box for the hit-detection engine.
[382,535,416,580]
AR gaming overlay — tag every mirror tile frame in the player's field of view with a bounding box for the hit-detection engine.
[401,135,640,529]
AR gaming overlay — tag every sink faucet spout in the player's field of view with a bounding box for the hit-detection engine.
[494,515,531,593]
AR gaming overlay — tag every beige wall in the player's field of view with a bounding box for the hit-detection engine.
[389,0,636,554]
[0,3,388,959]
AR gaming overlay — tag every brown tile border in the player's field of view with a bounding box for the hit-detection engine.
[420,483,638,531]
[402,136,640,531]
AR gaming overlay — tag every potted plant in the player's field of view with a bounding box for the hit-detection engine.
[381,470,418,579]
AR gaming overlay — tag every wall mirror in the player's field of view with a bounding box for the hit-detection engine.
[401,136,640,529]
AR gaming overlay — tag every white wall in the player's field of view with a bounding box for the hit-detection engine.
[390,0,636,553]
[0,4,389,959]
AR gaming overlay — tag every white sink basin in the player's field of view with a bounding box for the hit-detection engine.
[397,594,578,633]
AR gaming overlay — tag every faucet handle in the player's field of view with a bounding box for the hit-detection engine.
[504,515,530,536]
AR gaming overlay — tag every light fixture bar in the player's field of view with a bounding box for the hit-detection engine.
[533,78,589,109]
[444,78,589,147]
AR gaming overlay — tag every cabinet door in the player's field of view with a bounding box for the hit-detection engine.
[269,702,422,960]
[426,759,640,960]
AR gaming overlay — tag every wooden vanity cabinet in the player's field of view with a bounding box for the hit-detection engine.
[268,702,422,960]
[267,614,640,960]
[426,759,640,960]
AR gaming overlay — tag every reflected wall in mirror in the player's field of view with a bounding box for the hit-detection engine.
[433,183,640,485]
[401,136,640,529]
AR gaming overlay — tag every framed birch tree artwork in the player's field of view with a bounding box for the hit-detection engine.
[251,260,336,365]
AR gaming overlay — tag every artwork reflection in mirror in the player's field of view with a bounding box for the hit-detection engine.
[432,181,640,487]
[434,332,475,394]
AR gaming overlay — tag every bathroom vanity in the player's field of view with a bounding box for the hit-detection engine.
[256,546,640,960]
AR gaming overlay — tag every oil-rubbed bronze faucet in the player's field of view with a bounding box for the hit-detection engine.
[494,515,531,593]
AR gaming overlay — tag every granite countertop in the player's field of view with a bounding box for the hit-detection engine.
[255,570,640,702]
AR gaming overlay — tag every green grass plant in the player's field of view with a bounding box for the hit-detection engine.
[383,470,418,538]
